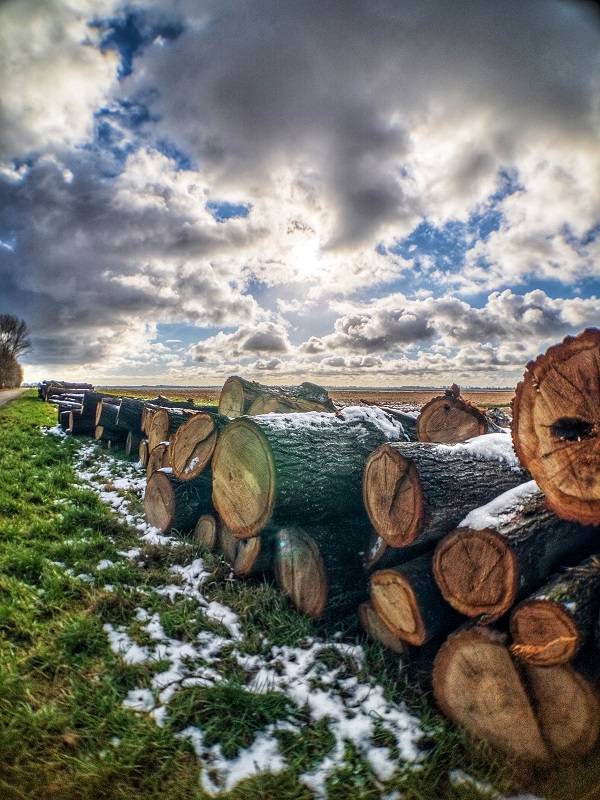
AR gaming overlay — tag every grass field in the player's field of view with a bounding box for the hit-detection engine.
[1,392,598,799]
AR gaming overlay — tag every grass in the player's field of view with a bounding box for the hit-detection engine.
[0,392,597,799]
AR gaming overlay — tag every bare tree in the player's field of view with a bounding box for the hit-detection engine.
[0,314,31,358]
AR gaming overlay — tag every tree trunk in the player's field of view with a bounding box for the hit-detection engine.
[523,661,600,757]
[274,523,368,620]
[233,531,275,577]
[358,601,408,654]
[370,553,463,646]
[69,410,92,436]
[213,407,404,539]
[125,430,144,458]
[194,514,218,551]
[363,436,527,548]
[144,468,212,534]
[117,397,145,435]
[148,407,211,451]
[432,625,549,761]
[59,409,71,430]
[218,376,335,418]
[433,483,599,622]
[95,397,122,427]
[416,387,493,443]
[146,442,170,477]
[363,533,430,572]
[170,412,229,481]
[510,556,600,666]
[512,328,600,525]
[138,439,149,468]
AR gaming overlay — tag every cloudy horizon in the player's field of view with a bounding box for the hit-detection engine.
[1,0,599,387]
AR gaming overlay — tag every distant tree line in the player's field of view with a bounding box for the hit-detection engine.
[0,314,30,389]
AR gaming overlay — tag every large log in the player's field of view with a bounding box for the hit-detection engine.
[512,328,600,524]
[41,381,94,401]
[138,439,149,468]
[510,556,600,666]
[362,533,429,572]
[116,397,145,435]
[274,523,368,620]
[141,397,208,435]
[218,376,335,418]
[362,434,527,548]
[146,442,170,478]
[59,409,71,431]
[433,482,599,622]
[416,385,500,443]
[213,407,404,539]
[144,468,212,534]
[370,554,463,646]
[432,625,549,761]
[170,412,229,481]
[148,406,216,452]
[358,601,408,655]
[125,430,144,458]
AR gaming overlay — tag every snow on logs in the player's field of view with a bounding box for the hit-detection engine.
[170,412,229,481]
[362,433,527,549]
[144,467,212,534]
[212,406,405,539]
[433,482,600,622]
[510,556,600,666]
[512,328,600,524]
[416,384,500,444]
[218,376,336,418]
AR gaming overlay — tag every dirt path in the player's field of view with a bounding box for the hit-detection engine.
[0,388,26,407]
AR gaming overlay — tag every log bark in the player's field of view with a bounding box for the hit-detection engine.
[379,408,418,440]
[95,396,121,427]
[363,533,430,572]
[512,328,600,524]
[510,556,600,666]
[125,430,144,458]
[432,625,549,761]
[41,381,94,400]
[116,397,145,435]
[218,376,335,418]
[358,601,408,655]
[274,523,368,620]
[170,412,229,481]
[523,661,600,757]
[362,435,527,548]
[416,386,494,443]
[59,409,71,430]
[213,407,404,539]
[370,553,463,646]
[433,483,599,622]
[144,468,212,534]
[146,442,170,478]
[68,410,93,436]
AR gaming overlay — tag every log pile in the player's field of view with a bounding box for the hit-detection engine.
[43,331,600,764]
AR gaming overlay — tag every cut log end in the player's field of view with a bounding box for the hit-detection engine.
[510,600,580,666]
[218,376,246,417]
[362,443,423,547]
[432,626,549,761]
[358,602,407,655]
[512,328,600,525]
[194,514,218,551]
[370,568,426,645]
[274,528,327,619]
[144,470,175,533]
[171,413,217,481]
[212,419,275,539]
[416,394,487,444]
[146,442,170,478]
[433,528,517,620]
[138,439,149,467]
[233,537,262,577]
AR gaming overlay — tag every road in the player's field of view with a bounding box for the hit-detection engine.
[0,388,26,407]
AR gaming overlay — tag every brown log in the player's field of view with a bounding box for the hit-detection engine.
[170,412,229,481]
[512,328,600,524]
[218,376,335,418]
[416,385,493,444]
[138,439,149,467]
[434,483,598,622]
[146,442,170,478]
[362,436,527,548]
[194,514,218,551]
[510,556,600,666]
[144,468,212,534]
[358,601,408,655]
[370,554,463,646]
[125,430,144,458]
[432,625,549,761]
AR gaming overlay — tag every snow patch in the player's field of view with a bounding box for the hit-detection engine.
[459,480,539,530]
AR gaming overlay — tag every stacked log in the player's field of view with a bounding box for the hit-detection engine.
[39,380,94,401]
[358,602,408,654]
[144,468,212,534]
[170,412,229,481]
[218,376,335,417]
[416,384,502,444]
[146,442,170,477]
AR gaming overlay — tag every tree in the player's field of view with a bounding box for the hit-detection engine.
[0,314,30,358]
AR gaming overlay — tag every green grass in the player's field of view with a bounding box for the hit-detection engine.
[0,392,598,799]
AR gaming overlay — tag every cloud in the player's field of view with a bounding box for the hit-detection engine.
[188,321,290,363]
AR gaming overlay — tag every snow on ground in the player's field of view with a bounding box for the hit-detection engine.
[68,439,428,797]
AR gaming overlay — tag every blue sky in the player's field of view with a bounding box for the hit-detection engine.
[1,0,599,386]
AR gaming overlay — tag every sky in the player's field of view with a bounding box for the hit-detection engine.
[1,0,600,387]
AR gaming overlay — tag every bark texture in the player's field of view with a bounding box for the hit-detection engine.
[218,375,335,418]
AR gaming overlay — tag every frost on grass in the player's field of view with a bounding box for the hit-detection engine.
[70,439,427,797]
[41,424,68,438]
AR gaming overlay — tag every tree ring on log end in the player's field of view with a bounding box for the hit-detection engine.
[144,470,175,533]
[358,602,407,654]
[433,528,517,619]
[512,329,600,524]
[194,514,217,551]
[510,600,580,666]
[212,418,275,538]
[171,413,217,481]
[274,528,327,618]
[218,376,245,418]
[370,569,425,645]
[417,395,487,444]
[363,444,424,546]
